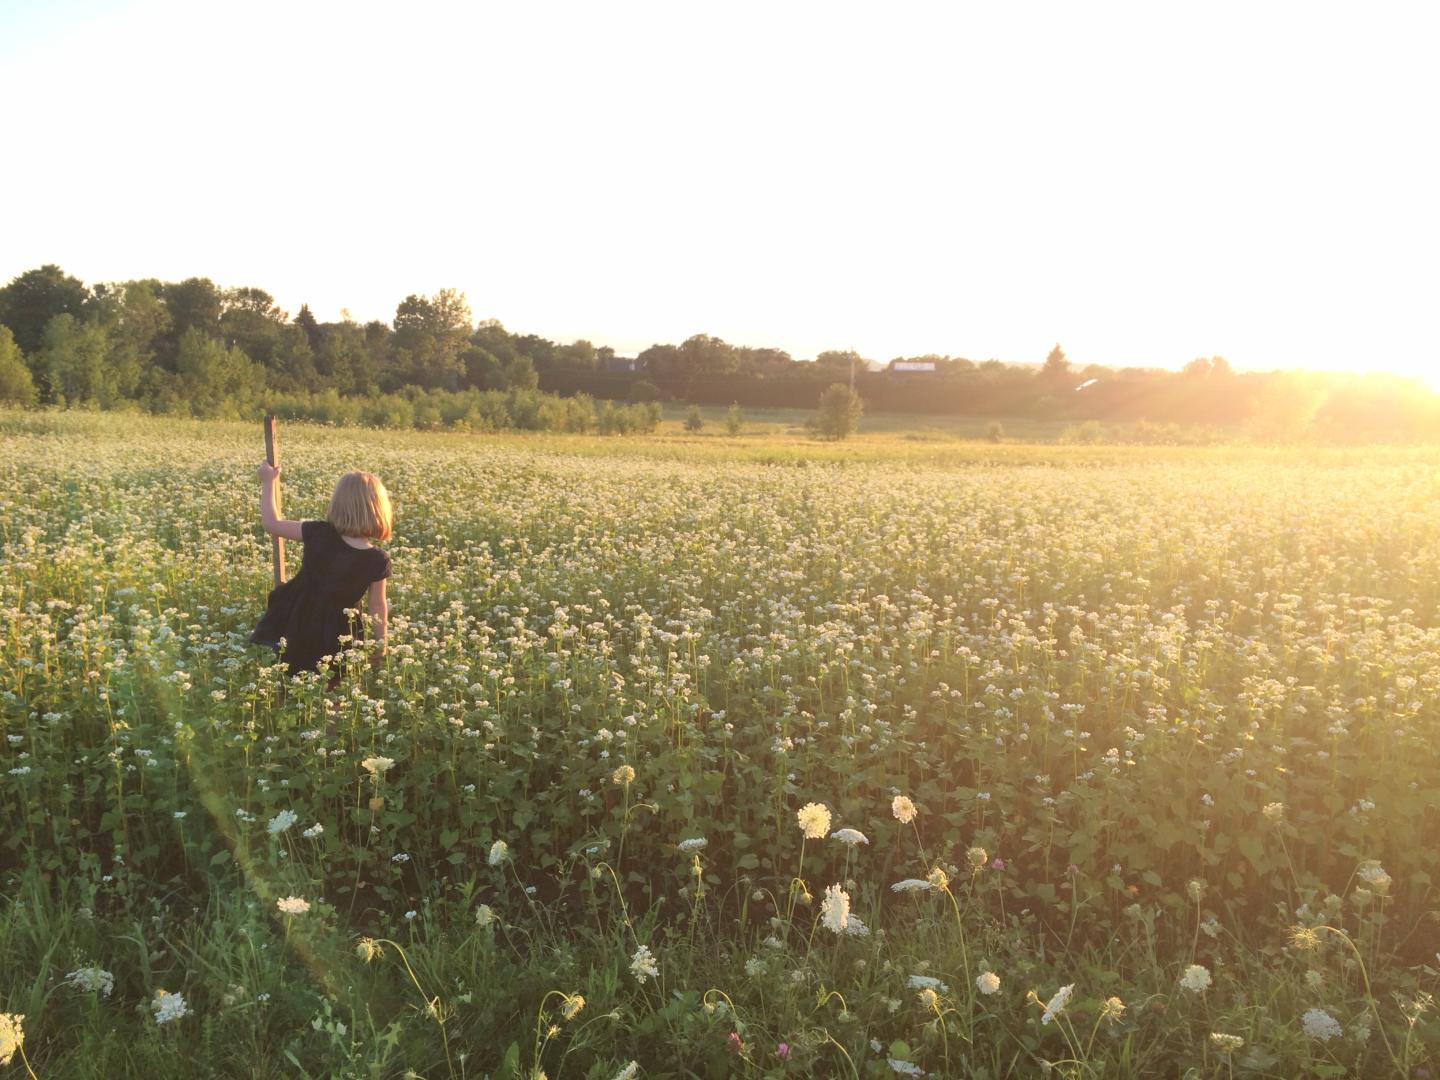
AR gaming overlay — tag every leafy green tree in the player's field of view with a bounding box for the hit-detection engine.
[636,343,679,377]
[0,326,38,406]
[1040,343,1072,386]
[628,379,661,403]
[394,289,472,389]
[294,305,322,353]
[500,355,538,391]
[815,383,863,439]
[172,327,265,417]
[815,349,864,375]
[677,334,739,376]
[555,339,597,370]
[40,314,138,407]
[111,280,172,359]
[684,405,704,432]
[725,402,744,435]
[160,278,225,348]
[0,265,89,355]
[221,287,288,368]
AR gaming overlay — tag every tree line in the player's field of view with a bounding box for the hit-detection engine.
[0,265,1435,441]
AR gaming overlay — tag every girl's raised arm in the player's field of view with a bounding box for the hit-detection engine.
[257,463,303,541]
[367,578,389,666]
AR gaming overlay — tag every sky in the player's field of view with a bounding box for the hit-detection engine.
[1,0,1437,379]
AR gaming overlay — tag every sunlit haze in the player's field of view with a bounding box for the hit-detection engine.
[1,0,1436,378]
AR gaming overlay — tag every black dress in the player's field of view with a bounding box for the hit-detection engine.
[250,520,391,674]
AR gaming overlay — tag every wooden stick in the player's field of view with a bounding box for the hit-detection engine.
[264,415,287,586]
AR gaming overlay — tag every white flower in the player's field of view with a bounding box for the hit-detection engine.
[630,944,659,984]
[65,966,115,997]
[892,795,917,824]
[820,884,851,934]
[1302,1008,1343,1042]
[1357,861,1392,892]
[267,810,297,835]
[391,852,410,863]
[488,840,509,866]
[302,823,324,839]
[475,904,497,928]
[907,975,950,993]
[360,756,395,777]
[0,1013,22,1067]
[844,914,871,937]
[797,802,832,839]
[890,878,934,893]
[831,828,869,846]
[888,1060,925,1076]
[152,990,188,1025]
[1210,1033,1244,1052]
[611,1063,640,1080]
[276,896,310,916]
[1041,983,1074,1025]
[404,910,418,920]
[677,837,707,853]
[1179,964,1212,993]
[976,971,1000,995]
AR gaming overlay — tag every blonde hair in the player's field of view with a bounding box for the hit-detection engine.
[327,471,392,541]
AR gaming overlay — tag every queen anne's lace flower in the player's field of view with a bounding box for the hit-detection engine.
[151,990,188,1025]
[276,896,310,915]
[831,828,869,845]
[630,944,659,984]
[820,884,850,934]
[65,966,115,997]
[0,1014,22,1067]
[796,802,831,839]
[907,974,950,993]
[488,840,509,866]
[267,810,297,835]
[1041,984,1074,1025]
[891,795,917,824]
[891,878,934,893]
[1179,964,1212,993]
[1302,1008,1343,1042]
[976,971,1000,995]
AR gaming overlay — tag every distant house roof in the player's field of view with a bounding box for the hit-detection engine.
[891,361,936,372]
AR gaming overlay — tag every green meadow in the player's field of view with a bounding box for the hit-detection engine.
[1,412,1436,1078]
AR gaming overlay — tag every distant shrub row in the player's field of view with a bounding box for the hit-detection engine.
[265,387,663,435]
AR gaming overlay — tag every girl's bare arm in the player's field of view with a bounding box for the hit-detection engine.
[258,462,303,541]
[367,578,389,663]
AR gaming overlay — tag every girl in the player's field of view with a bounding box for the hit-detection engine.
[250,464,392,676]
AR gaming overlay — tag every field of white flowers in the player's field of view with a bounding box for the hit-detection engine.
[2,412,1437,1078]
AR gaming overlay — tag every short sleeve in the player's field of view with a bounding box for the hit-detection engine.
[300,520,327,546]
[372,549,392,582]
